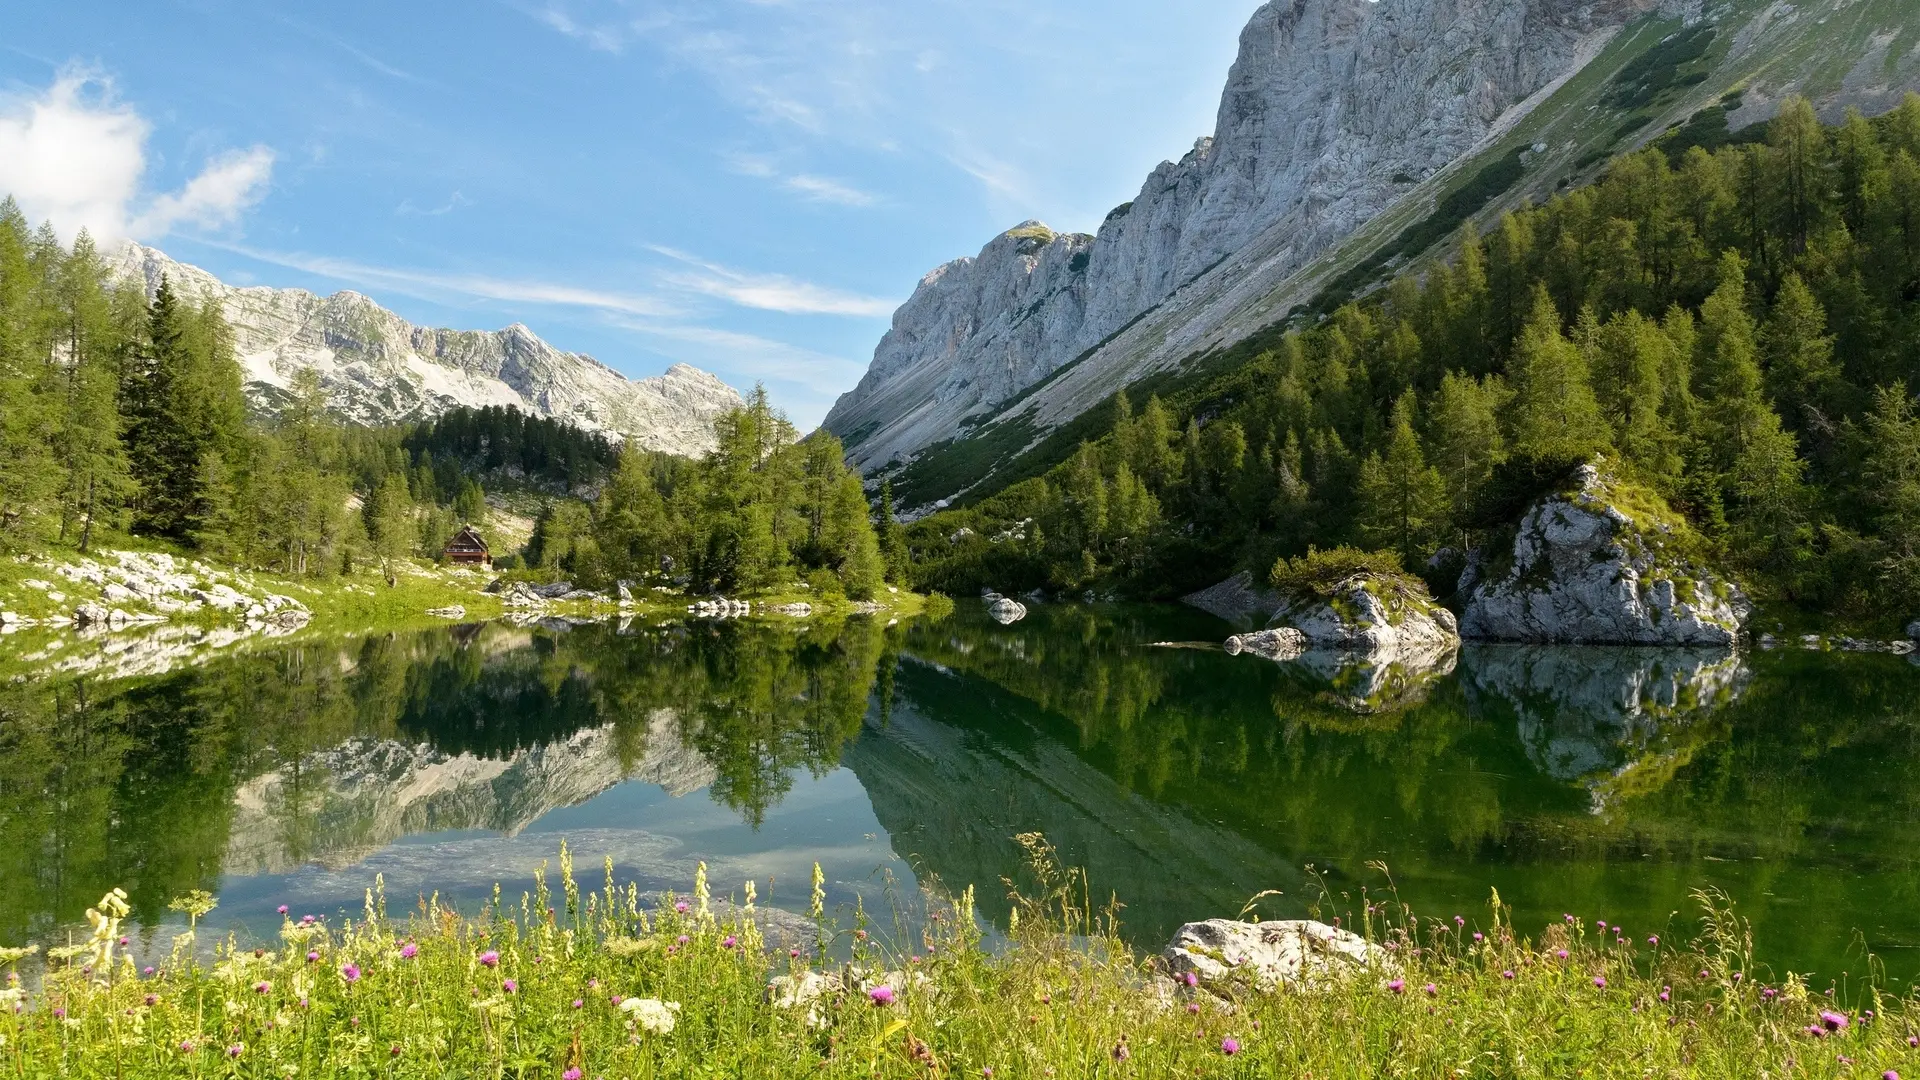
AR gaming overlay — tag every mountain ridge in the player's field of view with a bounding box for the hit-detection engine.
[112,244,743,458]
[829,0,1920,510]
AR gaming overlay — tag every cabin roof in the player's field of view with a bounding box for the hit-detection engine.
[444,526,489,552]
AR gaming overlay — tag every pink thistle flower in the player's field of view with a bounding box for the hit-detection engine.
[400,943,417,959]
[1388,979,1405,994]
[1820,1010,1849,1032]
[306,952,319,963]
[1187,1002,1200,1015]
[572,999,583,1009]
[1659,987,1671,1003]
[1501,970,1514,980]
[564,1071,583,1080]
[226,1045,243,1059]
[254,981,271,994]
[479,951,499,968]
[1423,984,1437,997]
[502,979,516,993]
[276,905,288,915]
[674,901,689,914]
[1182,972,1198,988]
[1556,950,1568,960]
[723,936,737,949]
[869,986,895,1007]
[144,994,157,1007]
[1113,1042,1131,1062]
[1647,936,1659,947]
[142,966,154,976]
[1473,933,1484,943]
[676,935,689,945]
[1593,976,1607,989]
[341,964,361,984]
[1221,1038,1241,1056]
[178,1041,194,1053]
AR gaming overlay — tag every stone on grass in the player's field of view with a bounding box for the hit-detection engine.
[1162,919,1383,991]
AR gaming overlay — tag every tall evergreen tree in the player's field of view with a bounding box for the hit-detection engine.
[1506,286,1612,463]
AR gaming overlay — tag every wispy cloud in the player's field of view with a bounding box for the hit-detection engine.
[723,151,877,207]
[649,245,895,317]
[206,241,684,318]
[0,67,274,244]
[612,318,868,395]
[396,190,473,217]
[784,174,875,206]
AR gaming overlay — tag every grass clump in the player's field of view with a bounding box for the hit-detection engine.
[4,845,1919,1078]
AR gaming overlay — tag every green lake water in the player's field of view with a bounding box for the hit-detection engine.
[2,603,1917,986]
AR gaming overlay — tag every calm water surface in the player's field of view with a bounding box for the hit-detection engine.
[2,604,1916,985]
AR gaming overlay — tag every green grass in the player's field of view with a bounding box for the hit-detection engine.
[5,845,1919,1078]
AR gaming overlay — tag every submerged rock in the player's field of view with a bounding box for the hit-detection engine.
[1162,919,1382,991]
[1182,570,1281,628]
[1908,618,1920,641]
[1460,463,1749,645]
[1223,627,1306,660]
[987,597,1028,625]
[1291,641,1459,715]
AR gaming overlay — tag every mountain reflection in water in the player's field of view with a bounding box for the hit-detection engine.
[2,605,1917,985]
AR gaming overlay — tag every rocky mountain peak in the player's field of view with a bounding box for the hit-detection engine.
[111,244,743,458]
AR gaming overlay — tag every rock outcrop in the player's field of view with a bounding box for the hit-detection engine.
[984,595,1029,625]
[1272,572,1458,653]
[1162,919,1383,990]
[1223,627,1306,660]
[113,245,742,457]
[1460,464,1750,646]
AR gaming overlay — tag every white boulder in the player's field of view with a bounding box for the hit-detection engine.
[1163,919,1383,991]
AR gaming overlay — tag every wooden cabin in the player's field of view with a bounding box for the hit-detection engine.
[443,526,491,567]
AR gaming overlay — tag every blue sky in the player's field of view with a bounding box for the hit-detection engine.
[2,0,1263,428]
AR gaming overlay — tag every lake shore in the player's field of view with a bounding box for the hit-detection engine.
[4,854,1915,1079]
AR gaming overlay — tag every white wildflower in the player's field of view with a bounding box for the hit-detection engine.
[618,996,680,1035]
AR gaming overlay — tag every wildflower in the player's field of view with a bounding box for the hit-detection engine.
[306,952,319,963]
[1909,1035,1919,1048]
[341,963,361,984]
[1187,1002,1200,1015]
[1647,935,1659,947]
[676,934,689,945]
[1388,979,1405,994]
[565,1071,583,1080]
[227,1045,244,1059]
[619,997,680,1034]
[277,905,289,915]
[573,996,585,1009]
[1501,970,1514,980]
[400,943,417,960]
[723,936,737,949]
[790,948,800,958]
[479,951,500,968]
[1883,1071,1899,1080]
[1732,972,1743,983]
[1556,950,1568,960]
[51,1009,64,1019]
[1593,976,1607,989]
[1473,933,1484,943]
[674,902,689,914]
[143,994,157,1007]
[1659,987,1671,1003]
[503,979,517,993]
[254,981,271,994]
[1453,916,1465,927]
[1113,1041,1131,1061]
[1182,972,1198,988]
[1423,984,1437,997]
[301,915,315,925]
[142,966,153,976]
[1564,914,1575,923]
[178,1041,193,1053]
[869,986,896,1007]
[1820,1010,1849,1032]
[1221,1038,1241,1056]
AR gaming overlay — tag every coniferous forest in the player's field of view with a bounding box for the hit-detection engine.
[908,96,1920,629]
[0,198,889,599]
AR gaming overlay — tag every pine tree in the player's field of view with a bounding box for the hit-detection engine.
[1862,382,1920,608]
[1425,371,1508,528]
[53,231,131,552]
[366,472,414,587]
[1506,286,1612,463]
[1761,273,1841,425]
[1356,397,1449,562]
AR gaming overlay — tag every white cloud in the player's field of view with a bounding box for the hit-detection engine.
[0,68,273,245]
[723,151,877,207]
[648,245,895,317]
[209,242,684,319]
[784,174,875,206]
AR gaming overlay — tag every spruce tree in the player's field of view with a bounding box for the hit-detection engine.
[1356,397,1448,562]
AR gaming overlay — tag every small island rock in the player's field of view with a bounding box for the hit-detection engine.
[1460,463,1749,646]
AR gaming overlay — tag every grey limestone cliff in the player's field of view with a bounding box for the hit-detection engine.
[827,0,1660,480]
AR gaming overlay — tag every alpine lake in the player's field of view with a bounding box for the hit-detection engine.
[4,601,1917,989]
